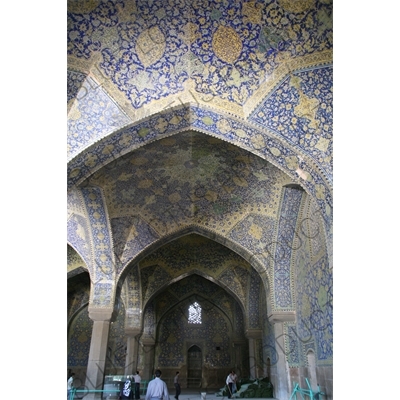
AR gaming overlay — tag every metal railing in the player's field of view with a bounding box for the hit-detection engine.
[68,387,120,399]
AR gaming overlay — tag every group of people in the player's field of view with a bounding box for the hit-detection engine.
[68,368,237,400]
[226,370,238,399]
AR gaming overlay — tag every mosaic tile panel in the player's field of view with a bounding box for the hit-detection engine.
[262,316,278,366]
[295,240,332,364]
[67,106,332,249]
[155,290,182,320]
[67,76,131,161]
[249,66,333,181]
[139,235,256,312]
[67,0,124,59]
[229,214,277,267]
[141,264,172,304]
[160,275,232,310]
[140,234,250,277]
[308,198,326,259]
[273,186,304,309]
[218,265,248,305]
[248,269,262,329]
[68,305,93,367]
[68,0,332,109]
[143,300,156,338]
[122,265,142,328]
[235,301,245,336]
[250,67,333,182]
[157,305,235,368]
[105,302,126,369]
[67,213,93,270]
[67,244,87,272]
[111,216,160,274]
[67,282,90,322]
[67,70,86,105]
[303,341,316,366]
[81,186,115,280]
[69,109,332,250]
[92,282,114,307]
[67,188,85,220]
[67,106,191,188]
[285,322,300,366]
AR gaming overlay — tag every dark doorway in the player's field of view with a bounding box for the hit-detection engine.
[187,345,202,388]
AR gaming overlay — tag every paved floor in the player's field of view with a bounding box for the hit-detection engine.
[167,390,278,400]
[71,388,278,400]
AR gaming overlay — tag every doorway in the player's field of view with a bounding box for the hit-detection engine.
[187,345,202,388]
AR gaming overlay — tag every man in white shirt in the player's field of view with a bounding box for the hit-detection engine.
[145,369,169,400]
[133,371,142,400]
[226,371,235,399]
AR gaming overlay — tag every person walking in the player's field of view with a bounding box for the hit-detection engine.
[145,369,169,400]
[67,373,75,399]
[133,371,142,400]
[174,371,181,400]
[231,371,237,397]
[226,371,235,399]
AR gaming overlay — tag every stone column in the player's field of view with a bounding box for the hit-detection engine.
[245,329,262,380]
[141,337,156,381]
[124,328,141,376]
[84,307,114,400]
[269,311,296,400]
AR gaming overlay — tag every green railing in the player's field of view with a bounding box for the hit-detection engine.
[69,387,120,399]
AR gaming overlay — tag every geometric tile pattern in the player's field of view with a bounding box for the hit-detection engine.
[285,322,300,366]
[67,0,334,380]
[138,234,263,330]
[294,224,332,364]
[157,303,234,368]
[111,216,160,274]
[248,269,262,329]
[273,186,304,309]
[262,316,278,366]
[67,245,86,274]
[67,107,332,248]
[81,186,115,281]
[105,301,127,369]
[67,70,86,105]
[249,66,333,182]
[67,213,93,271]
[67,76,131,161]
[121,264,142,328]
[67,305,93,367]
[68,0,332,110]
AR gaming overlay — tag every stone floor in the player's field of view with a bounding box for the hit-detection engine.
[73,388,278,400]
[166,389,278,400]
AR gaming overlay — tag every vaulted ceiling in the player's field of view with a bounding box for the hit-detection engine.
[67,0,333,294]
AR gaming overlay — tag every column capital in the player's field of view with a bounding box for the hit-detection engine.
[141,337,156,346]
[268,311,296,323]
[125,328,141,337]
[245,329,262,339]
[88,307,115,321]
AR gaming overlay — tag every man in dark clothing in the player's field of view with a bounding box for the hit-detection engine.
[174,371,181,400]
[133,371,141,400]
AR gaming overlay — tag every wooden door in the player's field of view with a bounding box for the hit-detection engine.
[187,345,202,387]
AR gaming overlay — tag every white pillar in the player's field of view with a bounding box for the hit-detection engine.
[84,308,114,400]
[124,328,141,376]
